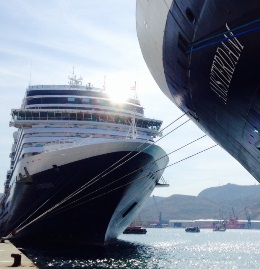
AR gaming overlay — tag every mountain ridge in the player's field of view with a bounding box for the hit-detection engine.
[137,183,260,222]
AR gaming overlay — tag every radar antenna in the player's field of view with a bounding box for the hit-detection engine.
[29,61,32,86]
[68,67,83,87]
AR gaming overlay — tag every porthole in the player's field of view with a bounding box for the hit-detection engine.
[186,8,196,23]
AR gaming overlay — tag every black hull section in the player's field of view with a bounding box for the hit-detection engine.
[137,1,260,182]
[0,148,166,245]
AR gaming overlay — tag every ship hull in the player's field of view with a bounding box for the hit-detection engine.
[0,140,168,245]
[137,0,260,181]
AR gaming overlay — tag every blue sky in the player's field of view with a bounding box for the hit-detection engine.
[0,0,257,197]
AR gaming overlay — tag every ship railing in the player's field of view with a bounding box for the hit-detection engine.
[10,109,162,132]
[44,139,81,152]
[0,195,5,204]
[27,84,102,92]
[43,136,98,152]
[43,135,150,153]
[0,193,7,214]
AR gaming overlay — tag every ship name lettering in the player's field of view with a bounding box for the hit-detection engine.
[224,23,244,53]
[216,47,236,70]
[211,55,233,83]
[210,81,228,103]
[210,69,229,89]
[210,23,244,103]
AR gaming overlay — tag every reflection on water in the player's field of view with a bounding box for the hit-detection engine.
[17,229,260,269]
[19,240,155,269]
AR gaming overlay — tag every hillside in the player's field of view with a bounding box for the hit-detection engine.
[140,195,220,221]
[137,184,260,222]
[198,183,260,202]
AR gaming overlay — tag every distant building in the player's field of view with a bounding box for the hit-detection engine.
[169,219,260,229]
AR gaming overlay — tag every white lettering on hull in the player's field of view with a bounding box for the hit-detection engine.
[210,24,244,104]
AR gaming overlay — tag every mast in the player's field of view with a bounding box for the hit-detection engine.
[68,67,83,87]
[130,82,137,139]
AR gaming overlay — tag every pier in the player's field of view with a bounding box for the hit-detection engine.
[0,240,38,268]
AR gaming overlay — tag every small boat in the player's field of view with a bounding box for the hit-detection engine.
[213,224,226,232]
[185,227,200,233]
[123,226,147,234]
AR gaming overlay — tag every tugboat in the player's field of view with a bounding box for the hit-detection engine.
[185,226,200,233]
[123,226,147,234]
[213,223,226,232]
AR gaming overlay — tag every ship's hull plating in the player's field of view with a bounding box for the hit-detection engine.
[137,0,260,182]
[0,140,168,245]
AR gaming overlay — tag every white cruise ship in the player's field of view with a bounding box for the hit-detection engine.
[0,73,168,245]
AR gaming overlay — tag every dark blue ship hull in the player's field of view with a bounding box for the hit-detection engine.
[137,0,260,182]
[0,145,168,245]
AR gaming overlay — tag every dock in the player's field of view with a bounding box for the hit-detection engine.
[0,239,38,268]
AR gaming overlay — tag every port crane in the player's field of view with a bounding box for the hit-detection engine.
[232,207,238,220]
[152,195,163,228]
[245,207,251,228]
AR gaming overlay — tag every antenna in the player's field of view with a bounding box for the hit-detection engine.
[130,81,138,100]
[68,67,83,87]
[103,76,106,91]
[129,82,138,139]
[29,61,32,86]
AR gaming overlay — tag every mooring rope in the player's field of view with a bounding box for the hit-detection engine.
[31,143,218,225]
[58,112,189,197]
[9,172,80,234]
[27,116,190,217]
[12,138,216,235]
[6,113,189,236]
[35,134,207,218]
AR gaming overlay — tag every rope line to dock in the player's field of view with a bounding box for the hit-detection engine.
[7,115,214,237]
[33,143,218,222]
[6,113,189,236]
[61,112,188,193]
[13,138,215,231]
[32,134,207,218]
[36,113,190,210]
[4,172,77,234]
[6,112,188,234]
[31,116,190,211]
[162,144,218,169]
[66,119,190,192]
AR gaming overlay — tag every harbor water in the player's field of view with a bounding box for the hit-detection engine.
[18,228,260,268]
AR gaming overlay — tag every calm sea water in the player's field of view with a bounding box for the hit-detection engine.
[19,229,260,269]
